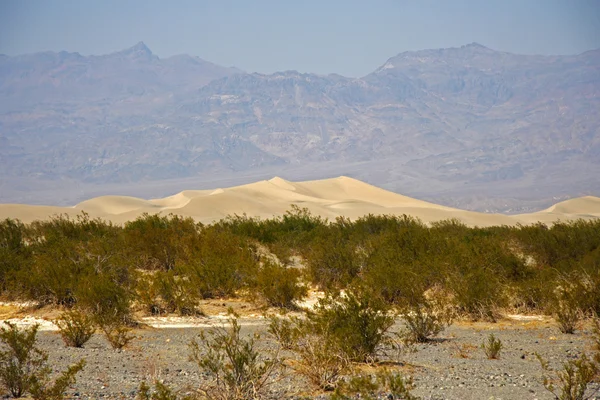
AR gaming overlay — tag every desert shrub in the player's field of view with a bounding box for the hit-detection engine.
[515,220,600,271]
[99,323,134,350]
[306,291,395,363]
[449,267,503,322]
[267,315,300,350]
[138,380,180,400]
[189,315,281,400]
[254,261,307,309]
[537,353,599,400]
[481,333,503,359]
[181,227,260,299]
[29,359,85,400]
[292,331,349,391]
[216,206,326,266]
[0,322,48,397]
[13,214,133,311]
[18,237,86,306]
[556,305,582,335]
[332,370,419,400]
[592,317,600,360]
[401,297,453,343]
[152,271,200,316]
[304,227,364,290]
[76,273,133,326]
[0,219,31,295]
[552,279,586,334]
[54,311,95,348]
[0,322,84,399]
[360,218,432,305]
[124,213,201,271]
[220,206,325,243]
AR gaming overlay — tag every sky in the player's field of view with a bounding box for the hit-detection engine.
[0,0,599,77]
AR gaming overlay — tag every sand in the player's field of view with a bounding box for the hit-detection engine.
[0,176,598,227]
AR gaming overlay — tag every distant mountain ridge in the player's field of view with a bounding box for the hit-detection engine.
[1,43,599,212]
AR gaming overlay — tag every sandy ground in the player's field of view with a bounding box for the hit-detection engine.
[2,299,600,399]
[0,176,599,227]
[1,315,596,399]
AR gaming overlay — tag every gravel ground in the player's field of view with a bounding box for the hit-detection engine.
[8,316,600,399]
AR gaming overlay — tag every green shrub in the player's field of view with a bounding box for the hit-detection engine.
[254,261,307,309]
[401,298,453,343]
[0,322,84,399]
[189,315,281,400]
[181,227,260,299]
[124,213,200,271]
[77,275,133,326]
[537,353,599,400]
[332,370,419,400]
[304,227,363,290]
[138,380,180,400]
[99,323,134,350]
[29,359,85,400]
[306,291,395,363]
[553,282,584,334]
[481,334,503,360]
[292,331,349,391]
[449,267,503,322]
[267,315,300,350]
[152,271,201,316]
[361,218,432,305]
[0,219,30,295]
[556,305,582,335]
[0,322,48,397]
[54,311,95,348]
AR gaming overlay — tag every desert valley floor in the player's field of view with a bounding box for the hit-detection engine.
[1,177,600,399]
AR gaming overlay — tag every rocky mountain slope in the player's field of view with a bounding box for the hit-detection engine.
[1,43,598,212]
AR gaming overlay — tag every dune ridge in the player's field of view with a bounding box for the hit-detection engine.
[0,176,598,227]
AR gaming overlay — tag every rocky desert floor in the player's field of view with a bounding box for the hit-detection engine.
[2,299,600,400]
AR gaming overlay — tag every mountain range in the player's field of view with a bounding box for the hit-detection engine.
[1,42,599,212]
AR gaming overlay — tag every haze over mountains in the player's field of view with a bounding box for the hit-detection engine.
[1,42,599,212]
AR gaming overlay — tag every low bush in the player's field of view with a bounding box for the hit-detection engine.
[138,380,180,400]
[0,322,85,399]
[292,331,349,391]
[537,353,599,400]
[99,323,134,350]
[306,291,395,363]
[267,315,300,350]
[481,334,503,360]
[254,261,307,309]
[189,315,281,400]
[553,283,584,334]
[332,369,419,400]
[29,359,85,400]
[400,295,453,343]
[54,311,95,348]
[556,305,582,335]
[0,322,48,398]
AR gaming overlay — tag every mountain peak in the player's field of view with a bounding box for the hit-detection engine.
[116,42,154,59]
[130,41,151,53]
[460,42,494,52]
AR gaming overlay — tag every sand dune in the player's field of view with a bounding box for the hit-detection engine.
[0,176,598,227]
[540,196,600,216]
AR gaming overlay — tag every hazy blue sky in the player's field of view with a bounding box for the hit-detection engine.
[1,0,598,77]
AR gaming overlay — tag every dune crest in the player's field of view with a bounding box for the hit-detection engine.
[1,177,599,227]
